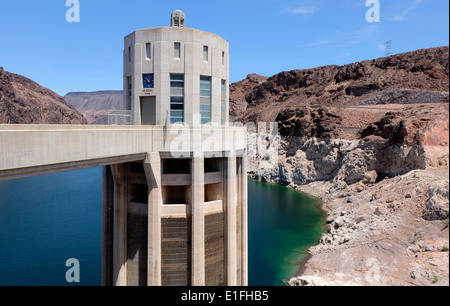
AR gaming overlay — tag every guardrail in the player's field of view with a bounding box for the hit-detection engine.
[108,110,132,125]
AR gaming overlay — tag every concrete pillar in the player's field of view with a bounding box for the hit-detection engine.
[143,153,162,286]
[241,155,248,286]
[111,164,127,286]
[101,165,114,286]
[225,156,237,285]
[191,156,205,285]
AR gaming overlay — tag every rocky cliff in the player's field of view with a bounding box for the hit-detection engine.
[235,47,449,187]
[63,91,124,124]
[251,103,449,187]
[231,46,449,125]
[0,67,87,124]
[236,46,449,286]
[230,74,267,122]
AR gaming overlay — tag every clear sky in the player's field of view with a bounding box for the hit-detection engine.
[0,0,448,96]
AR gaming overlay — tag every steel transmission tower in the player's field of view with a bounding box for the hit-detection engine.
[384,40,392,57]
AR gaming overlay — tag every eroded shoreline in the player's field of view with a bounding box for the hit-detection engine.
[285,167,450,286]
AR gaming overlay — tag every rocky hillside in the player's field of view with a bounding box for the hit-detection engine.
[0,67,87,124]
[63,91,124,124]
[240,46,449,286]
[230,73,267,122]
[289,167,449,286]
[231,46,449,125]
[276,107,343,138]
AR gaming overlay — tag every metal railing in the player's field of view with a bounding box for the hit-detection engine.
[108,110,132,125]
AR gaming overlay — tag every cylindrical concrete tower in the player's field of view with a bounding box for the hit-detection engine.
[123,10,229,126]
[102,11,247,287]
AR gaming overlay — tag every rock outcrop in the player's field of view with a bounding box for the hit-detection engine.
[290,168,449,286]
[0,67,87,124]
[423,181,449,221]
[229,74,267,122]
[239,46,450,286]
[250,101,449,187]
[276,107,342,138]
[230,46,449,124]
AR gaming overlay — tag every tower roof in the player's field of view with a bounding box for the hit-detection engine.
[171,10,185,28]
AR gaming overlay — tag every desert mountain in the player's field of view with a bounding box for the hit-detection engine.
[240,47,449,286]
[230,73,267,122]
[0,67,87,124]
[63,91,124,124]
[231,46,449,125]
[45,46,449,128]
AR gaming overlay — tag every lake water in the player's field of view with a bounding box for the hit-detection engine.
[248,177,325,285]
[0,167,324,286]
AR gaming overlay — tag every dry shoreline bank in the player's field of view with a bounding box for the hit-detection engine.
[285,167,450,286]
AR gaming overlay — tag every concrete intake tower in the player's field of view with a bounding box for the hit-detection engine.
[101,10,248,286]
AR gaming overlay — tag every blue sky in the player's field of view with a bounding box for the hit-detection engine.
[0,0,448,96]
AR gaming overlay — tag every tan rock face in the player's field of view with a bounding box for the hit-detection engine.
[290,169,449,286]
[0,67,87,124]
[63,91,124,124]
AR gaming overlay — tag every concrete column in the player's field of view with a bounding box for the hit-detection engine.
[101,165,114,286]
[111,164,127,286]
[225,156,237,285]
[191,156,205,286]
[143,153,162,286]
[241,154,248,286]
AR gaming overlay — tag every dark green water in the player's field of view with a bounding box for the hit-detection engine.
[0,168,325,286]
[248,178,325,286]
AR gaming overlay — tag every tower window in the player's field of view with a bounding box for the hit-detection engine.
[128,46,131,62]
[127,76,132,110]
[221,80,226,125]
[170,74,184,123]
[174,42,181,59]
[203,46,209,62]
[222,52,225,66]
[200,76,211,124]
[146,43,151,60]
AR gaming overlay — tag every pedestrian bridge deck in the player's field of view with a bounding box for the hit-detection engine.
[0,124,246,181]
